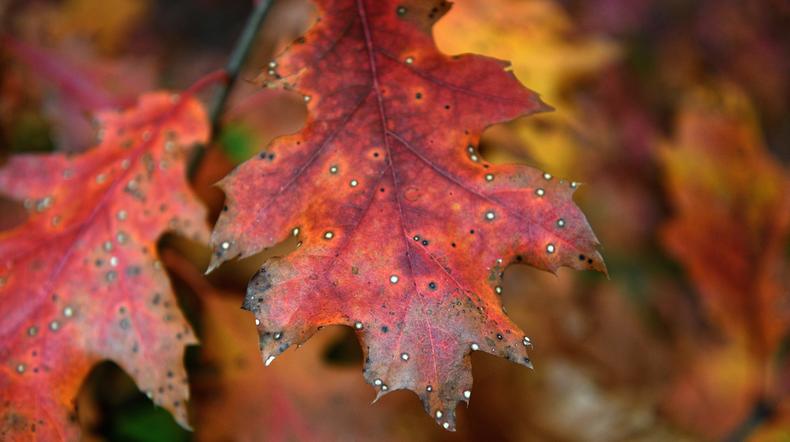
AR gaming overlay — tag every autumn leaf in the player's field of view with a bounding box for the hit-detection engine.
[659,85,790,439]
[209,0,605,430]
[0,92,209,440]
[661,85,790,360]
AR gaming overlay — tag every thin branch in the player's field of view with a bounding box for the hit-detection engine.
[723,397,776,442]
[188,0,275,179]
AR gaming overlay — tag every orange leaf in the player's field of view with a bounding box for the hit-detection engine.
[661,86,790,361]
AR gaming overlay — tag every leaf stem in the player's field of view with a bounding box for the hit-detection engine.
[723,397,776,442]
[188,0,274,179]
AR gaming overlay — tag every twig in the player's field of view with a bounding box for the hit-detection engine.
[188,0,275,179]
[723,397,776,442]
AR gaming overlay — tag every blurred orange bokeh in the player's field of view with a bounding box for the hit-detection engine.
[1,0,788,440]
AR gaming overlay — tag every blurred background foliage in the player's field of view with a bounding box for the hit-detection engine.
[0,0,788,440]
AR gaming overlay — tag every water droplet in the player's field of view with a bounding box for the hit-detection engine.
[426,385,433,392]
[27,326,38,337]
[303,95,311,102]
[443,422,450,430]
[522,336,532,346]
[116,231,128,244]
[354,321,364,330]
[556,218,565,228]
[436,410,443,419]
[116,210,127,221]
[16,364,25,374]
[485,173,494,182]
[535,188,545,197]
[400,352,409,361]
[405,56,414,64]
[329,165,339,174]
[349,179,359,187]
[220,241,230,250]
[471,343,479,351]
[570,181,578,188]
[543,172,552,180]
[63,306,73,317]
[292,227,300,236]
[389,275,399,284]
[546,243,556,254]
[324,231,334,240]
[381,384,389,391]
[373,378,382,386]
[49,320,60,331]
[273,332,282,340]
[268,61,277,68]
[485,211,495,220]
[265,355,276,366]
[110,256,119,267]
[255,319,261,326]
[397,6,407,16]
[495,286,502,294]
[463,390,471,399]
[35,196,53,212]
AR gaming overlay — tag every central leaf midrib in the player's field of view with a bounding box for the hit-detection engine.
[353,0,441,384]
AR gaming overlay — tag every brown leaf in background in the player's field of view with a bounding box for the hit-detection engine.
[659,85,790,439]
[661,85,790,360]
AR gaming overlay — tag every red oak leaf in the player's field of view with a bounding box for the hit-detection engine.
[0,92,209,440]
[209,0,605,430]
